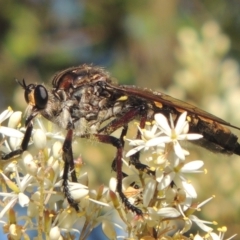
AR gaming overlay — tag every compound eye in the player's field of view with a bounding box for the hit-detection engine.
[34,85,48,109]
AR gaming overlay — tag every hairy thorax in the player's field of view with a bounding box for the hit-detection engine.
[39,83,138,136]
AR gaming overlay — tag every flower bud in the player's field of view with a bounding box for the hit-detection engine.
[8,111,22,128]
[33,129,47,149]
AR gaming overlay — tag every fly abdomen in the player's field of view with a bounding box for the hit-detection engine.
[189,116,240,155]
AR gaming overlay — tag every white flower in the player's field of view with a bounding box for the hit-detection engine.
[157,159,204,194]
[0,165,33,218]
[0,108,24,153]
[180,196,216,233]
[126,124,164,157]
[146,112,203,160]
[0,104,235,239]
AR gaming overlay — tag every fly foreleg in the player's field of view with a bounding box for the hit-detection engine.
[1,120,33,160]
[61,126,142,214]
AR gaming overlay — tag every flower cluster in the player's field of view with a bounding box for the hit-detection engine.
[172,21,240,123]
[0,107,236,240]
[112,111,236,239]
[0,108,114,240]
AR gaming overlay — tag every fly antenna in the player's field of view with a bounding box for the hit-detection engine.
[15,79,27,89]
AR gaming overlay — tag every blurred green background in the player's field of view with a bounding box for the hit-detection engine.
[1,0,240,237]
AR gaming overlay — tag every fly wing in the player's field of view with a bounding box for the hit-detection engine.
[109,84,240,130]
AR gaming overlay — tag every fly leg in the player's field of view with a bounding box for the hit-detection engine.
[91,130,143,215]
[62,129,79,210]
[111,123,154,192]
[101,106,150,176]
[111,126,128,178]
[61,128,142,214]
[1,116,34,160]
[104,109,155,176]
[1,116,80,211]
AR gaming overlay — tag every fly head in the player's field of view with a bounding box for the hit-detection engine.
[17,79,48,110]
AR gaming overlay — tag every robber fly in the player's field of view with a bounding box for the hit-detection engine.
[2,64,240,215]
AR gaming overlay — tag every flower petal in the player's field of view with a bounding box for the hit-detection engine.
[180,218,192,234]
[33,129,47,149]
[181,160,204,172]
[49,226,61,240]
[68,182,89,201]
[143,179,156,207]
[146,136,169,147]
[0,126,23,138]
[8,111,22,128]
[157,172,175,190]
[154,114,171,135]
[175,112,187,134]
[189,215,213,232]
[157,207,181,218]
[173,141,185,160]
[182,181,197,198]
[0,108,13,123]
[177,133,203,140]
[127,139,145,146]
[18,192,30,207]
[126,145,144,157]
[109,177,117,192]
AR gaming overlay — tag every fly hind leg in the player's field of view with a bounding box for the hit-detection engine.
[93,127,143,215]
